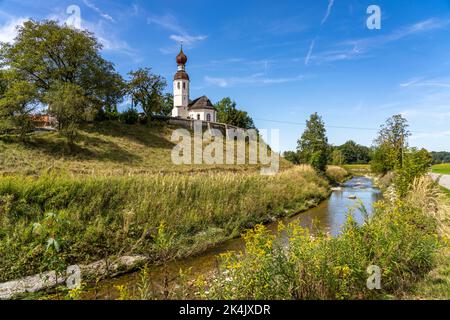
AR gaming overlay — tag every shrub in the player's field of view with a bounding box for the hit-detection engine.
[119,107,139,125]
[326,165,349,184]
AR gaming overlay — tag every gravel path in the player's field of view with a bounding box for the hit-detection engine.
[429,173,450,190]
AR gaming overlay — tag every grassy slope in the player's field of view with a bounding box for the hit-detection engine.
[0,122,327,283]
[0,121,291,176]
[432,164,450,175]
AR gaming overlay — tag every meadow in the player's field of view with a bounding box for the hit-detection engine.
[432,164,450,175]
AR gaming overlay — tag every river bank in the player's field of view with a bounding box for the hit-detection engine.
[0,165,332,296]
[75,175,380,300]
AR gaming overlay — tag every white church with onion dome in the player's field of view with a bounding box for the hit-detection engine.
[171,47,218,122]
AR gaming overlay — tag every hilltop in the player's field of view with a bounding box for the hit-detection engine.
[0,121,291,176]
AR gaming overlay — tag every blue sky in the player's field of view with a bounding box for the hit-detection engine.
[1,0,450,152]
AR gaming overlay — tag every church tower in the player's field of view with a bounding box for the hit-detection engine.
[172,46,190,118]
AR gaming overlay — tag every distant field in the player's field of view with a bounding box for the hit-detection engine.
[341,164,371,174]
[432,164,450,175]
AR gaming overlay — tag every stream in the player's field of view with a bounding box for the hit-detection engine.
[82,176,382,300]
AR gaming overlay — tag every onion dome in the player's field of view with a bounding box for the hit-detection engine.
[174,70,190,81]
[176,47,188,65]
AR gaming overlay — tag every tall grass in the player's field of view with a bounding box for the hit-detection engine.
[195,176,448,300]
[0,165,328,282]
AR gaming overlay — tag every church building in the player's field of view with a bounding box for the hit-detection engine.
[171,47,218,122]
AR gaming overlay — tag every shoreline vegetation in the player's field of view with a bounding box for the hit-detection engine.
[190,176,449,300]
[0,164,333,284]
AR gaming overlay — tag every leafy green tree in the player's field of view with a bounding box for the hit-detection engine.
[215,97,255,129]
[283,151,301,164]
[44,82,88,144]
[127,68,167,119]
[0,20,125,116]
[297,113,329,172]
[331,148,344,165]
[338,140,371,164]
[371,114,410,174]
[0,80,38,137]
[161,93,173,116]
[431,151,450,164]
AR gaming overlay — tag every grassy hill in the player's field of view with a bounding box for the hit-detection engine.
[0,121,291,176]
[1,121,326,283]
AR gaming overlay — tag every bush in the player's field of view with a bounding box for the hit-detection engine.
[395,148,432,197]
[326,166,349,184]
[119,107,139,125]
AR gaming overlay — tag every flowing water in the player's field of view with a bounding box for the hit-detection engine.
[83,176,381,299]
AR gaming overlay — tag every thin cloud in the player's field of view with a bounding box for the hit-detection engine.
[321,0,335,25]
[204,73,304,87]
[83,0,115,22]
[170,34,207,46]
[148,13,207,49]
[344,18,450,51]
[307,18,450,65]
[400,78,450,89]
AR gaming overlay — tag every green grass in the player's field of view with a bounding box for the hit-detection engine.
[432,164,450,175]
[341,164,371,174]
[0,165,329,283]
[0,121,291,176]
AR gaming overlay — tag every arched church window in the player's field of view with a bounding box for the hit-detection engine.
[197,114,200,120]
[177,82,180,89]
[183,82,186,89]
[207,114,211,122]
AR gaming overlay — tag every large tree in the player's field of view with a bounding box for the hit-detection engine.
[371,114,410,174]
[297,113,329,172]
[0,20,125,116]
[127,68,167,119]
[215,97,255,129]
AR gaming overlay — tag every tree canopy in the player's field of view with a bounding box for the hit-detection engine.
[338,140,371,164]
[371,114,410,174]
[297,113,329,172]
[0,20,125,114]
[127,68,167,118]
[215,97,255,129]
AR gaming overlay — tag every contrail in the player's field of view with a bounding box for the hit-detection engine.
[321,0,335,25]
[305,38,316,66]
